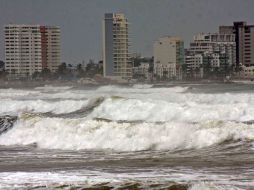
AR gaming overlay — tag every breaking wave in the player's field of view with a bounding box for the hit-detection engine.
[0,115,17,135]
[0,88,40,99]
[0,114,254,151]
[1,85,254,190]
[88,96,254,122]
[2,93,254,123]
[0,99,90,115]
[1,85,254,152]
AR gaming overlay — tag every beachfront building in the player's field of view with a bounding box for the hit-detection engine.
[4,24,61,78]
[241,65,254,78]
[133,62,150,80]
[185,33,236,78]
[102,13,132,80]
[220,22,254,70]
[153,36,184,80]
[132,54,153,81]
[185,53,203,79]
[189,33,236,66]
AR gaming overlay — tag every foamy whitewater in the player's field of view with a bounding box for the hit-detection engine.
[0,83,254,189]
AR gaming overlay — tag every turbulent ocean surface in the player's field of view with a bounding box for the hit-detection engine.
[0,83,254,190]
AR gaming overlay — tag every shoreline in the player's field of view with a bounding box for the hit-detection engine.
[0,78,253,89]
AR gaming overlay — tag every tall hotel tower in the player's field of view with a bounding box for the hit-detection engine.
[4,24,61,77]
[103,13,132,79]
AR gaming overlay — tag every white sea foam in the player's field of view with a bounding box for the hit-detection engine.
[95,85,189,94]
[0,116,254,151]
[0,88,40,99]
[3,85,254,106]
[0,171,106,189]
[0,169,249,190]
[34,85,73,91]
[0,99,89,115]
[93,85,254,105]
[88,97,254,122]
[132,84,154,89]
[2,85,254,122]
[189,182,244,190]
[35,90,93,100]
[0,87,89,100]
[1,85,254,189]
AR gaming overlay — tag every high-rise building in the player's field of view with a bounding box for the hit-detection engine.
[102,13,132,79]
[153,36,184,79]
[4,24,61,77]
[220,22,254,69]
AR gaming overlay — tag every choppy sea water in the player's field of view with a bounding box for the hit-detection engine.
[0,83,254,190]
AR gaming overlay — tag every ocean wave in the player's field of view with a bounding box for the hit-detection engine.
[132,84,154,89]
[95,85,189,93]
[0,87,88,100]
[88,97,254,122]
[1,91,254,123]
[0,171,188,190]
[0,171,247,190]
[41,96,105,118]
[0,115,17,135]
[34,85,73,91]
[0,88,40,99]
[189,182,244,190]
[0,116,254,152]
[0,99,90,115]
[3,85,254,104]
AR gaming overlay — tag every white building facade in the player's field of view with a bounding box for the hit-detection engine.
[185,33,236,78]
[133,62,150,80]
[241,66,254,78]
[4,24,61,77]
[189,33,236,68]
[185,54,203,78]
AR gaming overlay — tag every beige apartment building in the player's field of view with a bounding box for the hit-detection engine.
[4,24,61,77]
[153,36,184,80]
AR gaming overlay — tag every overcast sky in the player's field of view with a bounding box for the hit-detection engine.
[0,0,253,64]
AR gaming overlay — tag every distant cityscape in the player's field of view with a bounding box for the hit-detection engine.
[0,13,254,83]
